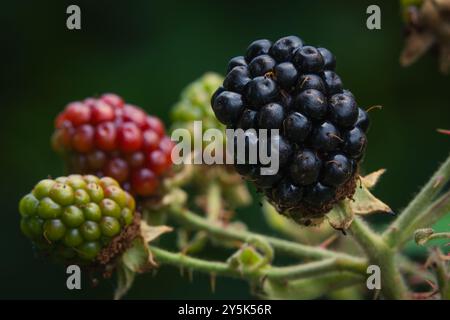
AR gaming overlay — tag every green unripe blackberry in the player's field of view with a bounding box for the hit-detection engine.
[19,175,137,263]
[171,73,226,146]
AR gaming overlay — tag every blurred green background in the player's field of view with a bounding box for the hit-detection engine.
[0,0,449,299]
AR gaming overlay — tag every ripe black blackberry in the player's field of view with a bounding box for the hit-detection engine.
[212,36,370,225]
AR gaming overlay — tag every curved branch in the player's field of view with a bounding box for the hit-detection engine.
[167,205,367,273]
[150,246,364,282]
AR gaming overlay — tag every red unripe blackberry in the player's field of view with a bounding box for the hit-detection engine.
[52,94,173,198]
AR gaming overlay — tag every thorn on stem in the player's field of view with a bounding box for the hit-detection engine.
[210,273,216,293]
[319,234,339,248]
[179,265,184,277]
[365,105,383,113]
[432,176,443,188]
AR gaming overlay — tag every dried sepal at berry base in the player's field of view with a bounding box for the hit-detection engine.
[114,223,172,299]
[211,35,372,225]
[51,93,174,200]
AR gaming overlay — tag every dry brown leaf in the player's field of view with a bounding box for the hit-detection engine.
[140,221,173,243]
[361,169,386,189]
[350,182,392,215]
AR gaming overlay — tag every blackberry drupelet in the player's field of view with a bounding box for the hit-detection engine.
[211,35,371,225]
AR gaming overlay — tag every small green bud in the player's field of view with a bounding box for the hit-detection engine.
[125,192,136,212]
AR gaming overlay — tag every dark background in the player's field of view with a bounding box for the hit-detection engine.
[0,0,449,299]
